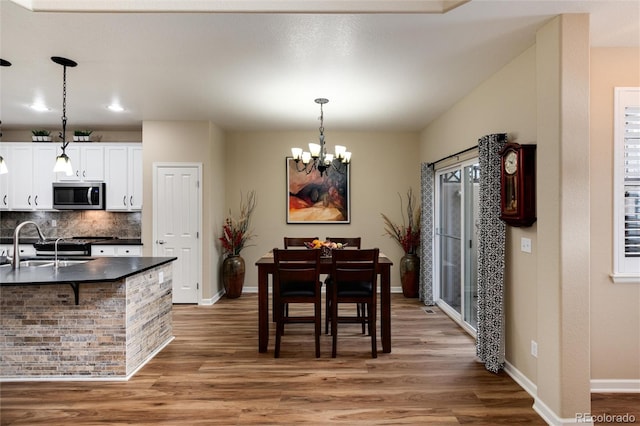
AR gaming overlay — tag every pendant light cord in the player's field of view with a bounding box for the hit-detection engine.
[60,64,69,151]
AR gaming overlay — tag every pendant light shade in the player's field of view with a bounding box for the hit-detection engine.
[53,153,73,175]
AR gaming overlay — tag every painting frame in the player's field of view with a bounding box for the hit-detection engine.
[286,156,350,224]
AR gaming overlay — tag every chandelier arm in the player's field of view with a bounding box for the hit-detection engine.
[293,159,316,175]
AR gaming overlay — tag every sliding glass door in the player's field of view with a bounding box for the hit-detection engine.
[435,160,479,334]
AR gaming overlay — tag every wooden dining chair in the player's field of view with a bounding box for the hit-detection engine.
[283,237,318,248]
[324,237,363,334]
[272,248,322,358]
[329,248,379,358]
[281,237,318,318]
[324,237,365,334]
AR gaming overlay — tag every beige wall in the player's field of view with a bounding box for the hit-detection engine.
[225,131,420,290]
[590,48,640,381]
[141,120,226,300]
[420,45,539,383]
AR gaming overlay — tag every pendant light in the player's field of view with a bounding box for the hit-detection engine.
[51,56,77,176]
[291,98,350,177]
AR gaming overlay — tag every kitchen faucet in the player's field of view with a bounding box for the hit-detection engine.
[12,221,47,270]
[54,237,65,269]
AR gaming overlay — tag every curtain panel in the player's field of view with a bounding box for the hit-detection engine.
[476,133,507,373]
[419,162,435,306]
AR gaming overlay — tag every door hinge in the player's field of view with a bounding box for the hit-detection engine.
[196,180,200,188]
[197,282,199,290]
[196,231,199,239]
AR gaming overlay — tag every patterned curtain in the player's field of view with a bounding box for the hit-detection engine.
[419,162,435,306]
[476,133,507,373]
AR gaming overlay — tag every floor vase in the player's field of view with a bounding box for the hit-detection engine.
[222,255,245,298]
[400,253,419,298]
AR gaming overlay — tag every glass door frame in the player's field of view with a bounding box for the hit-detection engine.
[434,157,479,337]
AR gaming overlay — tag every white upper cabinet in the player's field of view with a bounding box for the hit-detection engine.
[0,143,57,210]
[104,144,143,211]
[57,144,104,182]
[0,142,141,212]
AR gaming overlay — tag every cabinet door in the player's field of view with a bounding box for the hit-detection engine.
[104,146,129,211]
[10,144,34,210]
[57,145,104,182]
[91,245,116,256]
[81,145,104,181]
[32,145,57,209]
[0,145,9,211]
[116,245,142,256]
[128,146,143,210]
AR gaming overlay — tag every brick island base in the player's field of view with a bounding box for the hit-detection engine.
[1,263,173,380]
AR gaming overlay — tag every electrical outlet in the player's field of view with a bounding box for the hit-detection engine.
[531,340,538,358]
[159,271,164,284]
[521,237,532,253]
[51,219,57,227]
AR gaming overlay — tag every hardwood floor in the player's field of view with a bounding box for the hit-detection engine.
[0,294,634,425]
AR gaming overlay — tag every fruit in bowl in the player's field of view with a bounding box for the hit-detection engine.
[304,240,346,250]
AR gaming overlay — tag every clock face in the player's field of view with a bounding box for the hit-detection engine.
[504,151,518,175]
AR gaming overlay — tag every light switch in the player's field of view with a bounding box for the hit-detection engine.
[159,271,164,283]
[521,237,532,253]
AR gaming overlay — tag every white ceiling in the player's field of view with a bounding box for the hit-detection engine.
[1,0,639,133]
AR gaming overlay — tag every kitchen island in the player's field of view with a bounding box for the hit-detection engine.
[0,256,176,381]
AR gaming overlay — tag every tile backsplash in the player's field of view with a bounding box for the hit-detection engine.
[0,211,141,239]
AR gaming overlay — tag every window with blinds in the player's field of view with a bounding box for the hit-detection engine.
[613,87,640,282]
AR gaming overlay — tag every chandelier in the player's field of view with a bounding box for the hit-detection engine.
[52,56,77,176]
[290,98,351,176]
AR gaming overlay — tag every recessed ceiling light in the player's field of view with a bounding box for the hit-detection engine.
[107,104,124,112]
[30,102,50,112]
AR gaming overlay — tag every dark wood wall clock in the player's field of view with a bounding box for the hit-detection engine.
[498,142,537,227]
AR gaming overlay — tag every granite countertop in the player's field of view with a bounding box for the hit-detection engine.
[0,256,176,285]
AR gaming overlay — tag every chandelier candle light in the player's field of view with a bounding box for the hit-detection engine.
[291,98,351,176]
[51,56,77,176]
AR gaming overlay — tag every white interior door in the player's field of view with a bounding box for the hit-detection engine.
[154,164,202,303]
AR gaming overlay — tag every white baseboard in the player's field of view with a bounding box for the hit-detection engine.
[200,289,225,305]
[504,360,537,397]
[591,379,640,393]
[504,361,593,425]
[532,398,594,426]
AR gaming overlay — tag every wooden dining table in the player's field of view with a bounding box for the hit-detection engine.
[255,251,393,354]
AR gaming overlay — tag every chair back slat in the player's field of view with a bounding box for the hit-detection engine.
[325,237,361,248]
[283,237,319,248]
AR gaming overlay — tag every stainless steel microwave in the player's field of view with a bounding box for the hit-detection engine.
[52,182,106,210]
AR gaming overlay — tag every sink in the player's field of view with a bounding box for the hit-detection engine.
[0,259,93,268]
